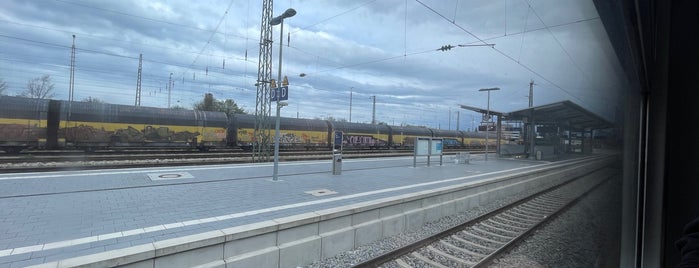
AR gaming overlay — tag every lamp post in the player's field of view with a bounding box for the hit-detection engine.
[271,8,296,181]
[478,87,500,161]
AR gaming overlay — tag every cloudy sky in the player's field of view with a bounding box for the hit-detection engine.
[0,0,626,130]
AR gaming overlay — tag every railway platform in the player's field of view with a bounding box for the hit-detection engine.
[0,153,577,267]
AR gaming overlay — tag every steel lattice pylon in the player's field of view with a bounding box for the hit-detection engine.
[252,0,274,162]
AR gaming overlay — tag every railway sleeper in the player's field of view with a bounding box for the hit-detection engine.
[439,240,486,259]
[427,245,475,266]
[496,212,540,225]
[469,226,513,242]
[411,251,450,268]
[484,218,529,233]
[490,215,531,229]
[478,221,522,237]
[449,234,498,252]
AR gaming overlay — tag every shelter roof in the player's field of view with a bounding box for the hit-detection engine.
[504,100,614,131]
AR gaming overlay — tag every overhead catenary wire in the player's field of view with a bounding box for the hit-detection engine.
[524,0,591,88]
[414,0,588,107]
[2,1,607,125]
[518,5,530,62]
[53,0,248,41]
[285,14,599,79]
[1,6,600,98]
[290,0,378,34]
[182,0,236,82]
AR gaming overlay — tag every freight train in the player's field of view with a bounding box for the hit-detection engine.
[0,96,505,154]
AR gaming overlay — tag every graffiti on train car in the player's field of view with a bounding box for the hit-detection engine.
[62,125,199,142]
[279,133,303,144]
[237,128,253,142]
[0,123,45,141]
[344,135,386,145]
[442,138,461,148]
[203,128,227,140]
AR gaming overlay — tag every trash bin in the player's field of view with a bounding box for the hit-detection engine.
[536,150,542,160]
[332,153,342,175]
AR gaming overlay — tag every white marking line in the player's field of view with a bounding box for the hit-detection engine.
[2,162,548,257]
[0,157,413,181]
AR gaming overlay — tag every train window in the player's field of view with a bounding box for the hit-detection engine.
[0,0,689,267]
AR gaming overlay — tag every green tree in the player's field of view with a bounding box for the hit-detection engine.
[215,99,246,117]
[194,93,246,117]
[202,93,215,111]
[20,75,55,99]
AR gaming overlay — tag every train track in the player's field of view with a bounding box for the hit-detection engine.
[0,149,423,164]
[0,150,484,173]
[350,166,614,268]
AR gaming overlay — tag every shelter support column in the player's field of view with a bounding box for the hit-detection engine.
[528,115,536,159]
[496,115,502,157]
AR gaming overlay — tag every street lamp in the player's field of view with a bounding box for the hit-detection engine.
[271,8,296,181]
[478,87,500,161]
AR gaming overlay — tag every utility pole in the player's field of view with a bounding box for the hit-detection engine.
[448,108,451,130]
[456,111,460,131]
[167,72,173,108]
[68,34,76,121]
[471,114,474,131]
[349,87,353,123]
[135,53,142,106]
[252,0,274,163]
[69,35,76,103]
[371,95,376,124]
[528,79,536,158]
[529,79,535,108]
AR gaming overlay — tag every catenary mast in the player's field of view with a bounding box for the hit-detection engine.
[252,0,274,162]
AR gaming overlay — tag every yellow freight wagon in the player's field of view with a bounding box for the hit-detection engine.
[230,114,331,151]
[0,96,51,153]
[331,121,391,149]
[59,100,227,151]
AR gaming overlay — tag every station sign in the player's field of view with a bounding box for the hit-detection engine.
[270,86,289,101]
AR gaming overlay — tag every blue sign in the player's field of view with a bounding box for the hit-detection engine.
[270,86,289,101]
[334,131,343,150]
[334,131,343,145]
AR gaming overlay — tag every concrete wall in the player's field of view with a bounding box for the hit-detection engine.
[31,157,613,268]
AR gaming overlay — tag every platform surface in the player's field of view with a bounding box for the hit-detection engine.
[0,153,547,267]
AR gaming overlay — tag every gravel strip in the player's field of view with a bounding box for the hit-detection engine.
[489,174,621,267]
[306,167,620,268]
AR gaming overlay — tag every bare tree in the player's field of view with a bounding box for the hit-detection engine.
[21,75,55,99]
[81,96,104,103]
[0,78,6,95]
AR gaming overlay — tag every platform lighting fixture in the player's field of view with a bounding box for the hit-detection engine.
[479,87,500,161]
[272,8,296,181]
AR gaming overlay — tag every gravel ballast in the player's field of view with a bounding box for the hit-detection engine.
[306,169,622,268]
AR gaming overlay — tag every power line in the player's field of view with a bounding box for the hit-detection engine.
[414,0,588,106]
[0,19,251,62]
[183,0,236,81]
[54,0,247,40]
[0,34,254,79]
[291,0,379,33]
[284,15,598,79]
[524,0,591,87]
